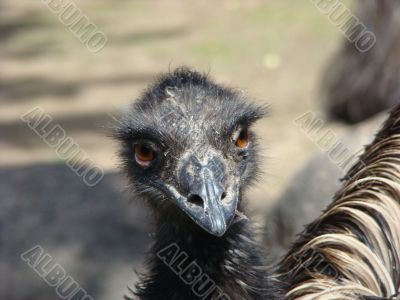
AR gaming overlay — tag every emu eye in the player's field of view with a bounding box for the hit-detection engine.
[134,144,155,167]
[235,128,249,148]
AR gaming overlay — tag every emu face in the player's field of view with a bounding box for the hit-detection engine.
[116,69,264,236]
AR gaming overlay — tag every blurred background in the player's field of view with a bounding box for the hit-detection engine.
[1,0,398,299]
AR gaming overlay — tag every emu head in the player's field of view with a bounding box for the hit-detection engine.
[116,68,265,236]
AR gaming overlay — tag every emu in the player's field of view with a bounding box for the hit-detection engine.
[115,68,400,299]
[322,0,400,124]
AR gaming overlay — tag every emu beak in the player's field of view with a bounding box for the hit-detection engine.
[180,155,238,236]
[185,169,232,236]
[155,153,239,236]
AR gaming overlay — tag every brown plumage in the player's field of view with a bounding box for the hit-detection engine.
[278,104,400,299]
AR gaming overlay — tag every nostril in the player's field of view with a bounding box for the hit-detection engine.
[187,194,204,208]
[221,192,227,201]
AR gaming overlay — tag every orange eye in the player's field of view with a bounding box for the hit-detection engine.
[134,144,155,167]
[235,128,249,148]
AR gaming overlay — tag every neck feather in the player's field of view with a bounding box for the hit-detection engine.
[132,210,283,300]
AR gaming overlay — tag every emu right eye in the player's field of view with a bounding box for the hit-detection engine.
[134,144,155,167]
[235,128,249,149]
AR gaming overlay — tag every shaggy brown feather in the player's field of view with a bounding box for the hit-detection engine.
[278,105,400,299]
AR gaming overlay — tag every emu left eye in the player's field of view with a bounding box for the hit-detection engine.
[235,128,249,149]
[134,144,155,167]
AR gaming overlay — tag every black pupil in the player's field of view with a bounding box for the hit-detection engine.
[239,130,246,140]
[140,146,151,155]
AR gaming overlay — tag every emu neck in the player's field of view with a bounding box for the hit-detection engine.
[134,211,283,300]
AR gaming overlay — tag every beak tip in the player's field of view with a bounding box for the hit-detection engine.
[214,229,227,237]
[209,228,227,237]
[209,221,228,237]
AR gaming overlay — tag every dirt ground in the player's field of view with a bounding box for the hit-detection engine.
[0,0,351,235]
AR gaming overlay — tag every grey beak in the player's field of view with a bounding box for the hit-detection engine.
[175,154,238,236]
[152,153,239,236]
[184,167,227,236]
